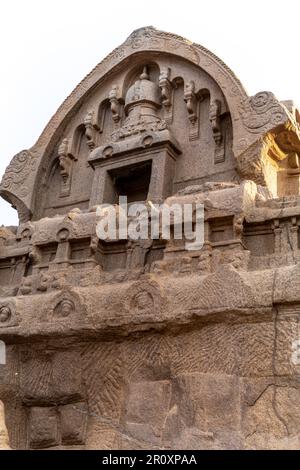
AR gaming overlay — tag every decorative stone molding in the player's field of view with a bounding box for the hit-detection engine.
[57,138,77,197]
[239,92,287,134]
[159,67,173,123]
[184,80,199,140]
[209,99,225,163]
[83,110,98,150]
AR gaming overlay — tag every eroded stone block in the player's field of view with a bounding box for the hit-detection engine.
[124,380,171,446]
[60,402,88,445]
[28,407,59,449]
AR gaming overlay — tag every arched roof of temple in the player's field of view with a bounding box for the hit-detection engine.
[1,26,300,222]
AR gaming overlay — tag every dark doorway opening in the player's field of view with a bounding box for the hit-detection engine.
[109,161,152,204]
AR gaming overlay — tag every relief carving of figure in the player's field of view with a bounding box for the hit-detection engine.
[133,290,154,314]
[126,239,153,270]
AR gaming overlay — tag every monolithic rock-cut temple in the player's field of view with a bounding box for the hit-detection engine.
[0,27,300,450]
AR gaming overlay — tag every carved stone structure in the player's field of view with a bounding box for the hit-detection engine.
[0,27,300,450]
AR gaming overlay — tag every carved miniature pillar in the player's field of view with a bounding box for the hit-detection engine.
[197,222,212,274]
[54,228,71,267]
[289,217,298,251]
[209,99,225,163]
[203,220,210,244]
[85,235,99,268]
[89,165,116,207]
[286,153,300,195]
[14,255,28,281]
[126,239,152,270]
[159,68,173,124]
[108,85,122,124]
[58,139,77,197]
[184,80,199,140]
[234,215,244,240]
[89,235,98,259]
[7,258,16,285]
[84,111,98,150]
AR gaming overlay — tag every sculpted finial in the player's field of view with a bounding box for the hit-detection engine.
[140,66,149,80]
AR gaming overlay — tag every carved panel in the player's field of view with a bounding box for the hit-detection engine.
[209,99,225,163]
[0,301,18,328]
[28,407,59,449]
[184,80,199,140]
[108,85,122,124]
[84,110,98,150]
[159,67,173,124]
[124,280,162,316]
[57,139,77,197]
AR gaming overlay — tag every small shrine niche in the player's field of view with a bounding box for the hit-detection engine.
[88,63,181,206]
[41,126,94,217]
[108,161,152,204]
[97,99,117,144]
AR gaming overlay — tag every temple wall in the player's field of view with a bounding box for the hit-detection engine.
[1,27,300,450]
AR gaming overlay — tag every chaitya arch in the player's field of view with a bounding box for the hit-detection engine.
[2,26,300,222]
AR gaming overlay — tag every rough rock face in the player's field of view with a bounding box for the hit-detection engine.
[0,27,300,450]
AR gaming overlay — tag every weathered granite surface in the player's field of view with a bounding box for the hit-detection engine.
[0,27,299,450]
